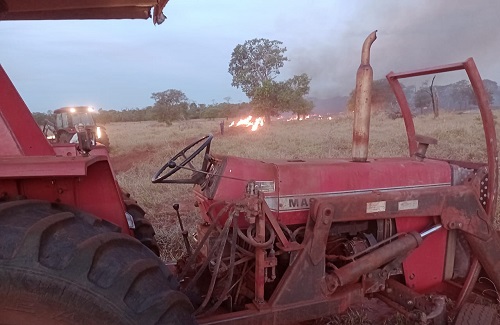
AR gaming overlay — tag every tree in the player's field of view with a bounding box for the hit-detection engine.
[414,81,432,114]
[347,79,398,113]
[251,80,287,122]
[229,39,312,123]
[151,89,189,125]
[251,73,313,122]
[450,80,474,110]
[32,111,52,125]
[483,79,497,105]
[290,98,314,120]
[284,74,313,119]
[228,38,288,97]
[429,76,439,118]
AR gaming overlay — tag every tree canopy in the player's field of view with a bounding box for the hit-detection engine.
[228,38,288,98]
[229,39,312,122]
[347,79,399,113]
[414,81,432,112]
[151,89,189,125]
[251,74,313,122]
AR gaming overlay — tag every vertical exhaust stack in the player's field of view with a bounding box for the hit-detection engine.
[352,30,377,162]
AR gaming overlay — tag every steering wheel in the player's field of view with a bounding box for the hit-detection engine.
[152,134,213,184]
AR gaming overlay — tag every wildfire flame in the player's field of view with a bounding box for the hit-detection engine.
[229,116,264,131]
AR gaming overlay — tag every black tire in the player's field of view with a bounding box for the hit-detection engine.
[0,200,195,325]
[128,205,161,256]
[454,303,499,325]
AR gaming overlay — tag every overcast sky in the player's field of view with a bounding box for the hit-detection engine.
[1,0,499,112]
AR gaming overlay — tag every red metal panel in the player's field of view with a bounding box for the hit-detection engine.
[395,217,447,292]
[211,156,278,200]
[21,178,77,205]
[274,157,451,225]
[196,156,278,225]
[0,158,130,233]
[0,65,55,156]
[203,156,451,226]
[74,160,130,232]
[0,156,106,177]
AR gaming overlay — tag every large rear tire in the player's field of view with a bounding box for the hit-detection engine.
[0,200,195,325]
[454,303,499,325]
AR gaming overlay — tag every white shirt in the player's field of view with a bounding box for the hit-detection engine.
[70,133,79,143]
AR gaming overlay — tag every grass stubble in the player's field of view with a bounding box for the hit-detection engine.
[107,111,499,324]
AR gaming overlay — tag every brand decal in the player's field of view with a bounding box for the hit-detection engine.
[264,183,449,212]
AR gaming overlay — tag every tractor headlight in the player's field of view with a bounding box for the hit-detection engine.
[96,126,102,139]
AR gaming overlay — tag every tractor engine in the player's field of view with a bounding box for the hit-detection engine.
[177,153,479,316]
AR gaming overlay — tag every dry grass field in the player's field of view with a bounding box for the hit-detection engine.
[106,111,497,324]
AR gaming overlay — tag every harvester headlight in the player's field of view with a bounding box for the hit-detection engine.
[69,107,76,113]
[88,106,94,112]
[96,126,102,139]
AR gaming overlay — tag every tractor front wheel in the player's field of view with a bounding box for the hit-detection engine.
[0,200,195,325]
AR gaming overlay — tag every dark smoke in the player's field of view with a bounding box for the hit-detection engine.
[287,0,500,99]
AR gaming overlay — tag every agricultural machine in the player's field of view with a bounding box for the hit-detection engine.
[1,2,500,325]
[42,106,110,148]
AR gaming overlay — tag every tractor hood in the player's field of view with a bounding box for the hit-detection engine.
[195,155,452,225]
[0,0,169,24]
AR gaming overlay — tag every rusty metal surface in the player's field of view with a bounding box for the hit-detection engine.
[268,204,333,306]
[311,182,495,292]
[386,58,497,222]
[254,210,267,304]
[352,31,377,162]
[464,231,500,301]
[455,258,481,311]
[379,279,447,324]
[209,156,451,226]
[463,59,498,221]
[325,232,421,293]
[0,0,169,23]
[310,183,492,238]
[198,284,364,325]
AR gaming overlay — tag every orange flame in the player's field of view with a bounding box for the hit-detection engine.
[229,116,264,131]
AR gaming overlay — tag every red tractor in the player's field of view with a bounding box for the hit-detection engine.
[1,2,499,325]
[42,106,110,147]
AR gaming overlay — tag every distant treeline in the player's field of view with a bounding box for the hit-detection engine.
[31,78,500,126]
[32,101,253,126]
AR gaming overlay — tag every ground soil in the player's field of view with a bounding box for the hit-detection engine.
[110,147,156,173]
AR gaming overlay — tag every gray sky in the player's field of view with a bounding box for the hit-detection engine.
[1,0,499,112]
